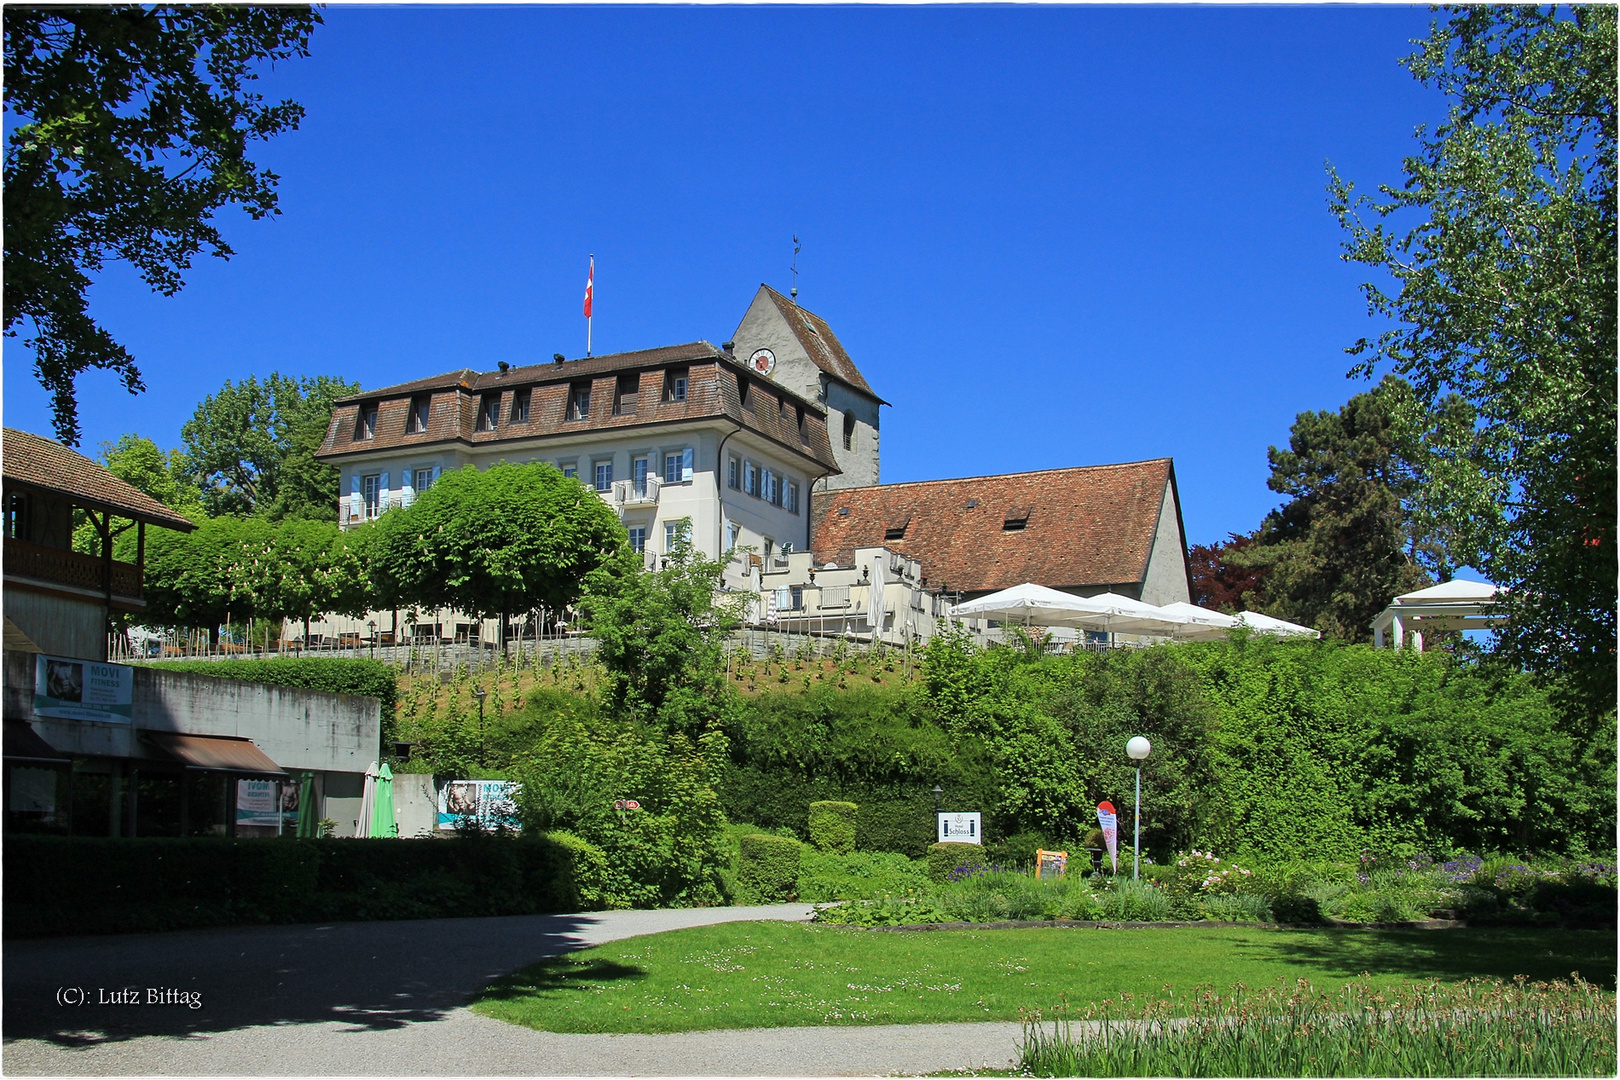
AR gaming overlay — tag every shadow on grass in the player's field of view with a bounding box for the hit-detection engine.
[474,956,647,1006]
[1234,927,1617,990]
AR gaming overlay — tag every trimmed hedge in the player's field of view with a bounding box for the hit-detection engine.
[927,841,987,882]
[737,833,802,903]
[3,833,605,938]
[808,801,858,854]
[142,658,398,745]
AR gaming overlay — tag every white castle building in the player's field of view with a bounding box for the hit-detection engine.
[311,285,1192,647]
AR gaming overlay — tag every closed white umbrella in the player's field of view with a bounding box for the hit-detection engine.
[356,760,379,838]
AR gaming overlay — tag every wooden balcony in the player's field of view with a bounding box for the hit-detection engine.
[3,538,142,601]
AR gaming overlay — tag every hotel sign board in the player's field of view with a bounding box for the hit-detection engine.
[33,655,134,723]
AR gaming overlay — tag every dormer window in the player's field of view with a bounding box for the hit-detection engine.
[737,373,752,410]
[476,393,500,432]
[885,517,910,541]
[1003,506,1032,532]
[567,382,592,421]
[614,373,639,415]
[664,368,688,403]
[510,388,531,423]
[355,403,377,441]
[407,395,430,434]
[797,405,809,444]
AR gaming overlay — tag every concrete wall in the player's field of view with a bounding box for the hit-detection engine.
[3,650,381,774]
[4,588,104,661]
[393,773,438,838]
[1138,479,1194,607]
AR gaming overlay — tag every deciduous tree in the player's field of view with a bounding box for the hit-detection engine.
[180,373,356,517]
[3,6,320,444]
[368,463,625,640]
[1330,5,1616,719]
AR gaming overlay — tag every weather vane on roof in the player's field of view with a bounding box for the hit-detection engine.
[791,235,800,299]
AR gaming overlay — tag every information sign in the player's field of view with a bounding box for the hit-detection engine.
[33,655,133,723]
[936,811,981,844]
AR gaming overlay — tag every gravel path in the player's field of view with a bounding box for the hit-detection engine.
[3,906,1026,1076]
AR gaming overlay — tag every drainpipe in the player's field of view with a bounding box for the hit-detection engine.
[715,425,744,564]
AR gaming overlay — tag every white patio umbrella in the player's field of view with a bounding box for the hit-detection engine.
[1078,592,1200,637]
[947,582,1109,626]
[1235,611,1321,638]
[1157,601,1242,641]
[949,584,1197,639]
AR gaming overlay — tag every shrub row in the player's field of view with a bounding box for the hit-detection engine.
[3,833,601,938]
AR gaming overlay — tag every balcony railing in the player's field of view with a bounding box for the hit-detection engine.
[4,538,142,599]
[611,476,661,507]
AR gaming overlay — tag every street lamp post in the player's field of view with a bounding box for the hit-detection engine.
[368,620,376,659]
[932,784,944,839]
[475,688,487,768]
[1126,736,1151,880]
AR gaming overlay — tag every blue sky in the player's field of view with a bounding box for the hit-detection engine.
[2,4,1443,547]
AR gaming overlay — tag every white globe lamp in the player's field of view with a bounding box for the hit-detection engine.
[1126,736,1151,878]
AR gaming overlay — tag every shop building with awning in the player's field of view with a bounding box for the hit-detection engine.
[3,429,381,838]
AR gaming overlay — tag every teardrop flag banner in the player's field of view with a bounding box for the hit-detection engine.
[1097,800,1119,873]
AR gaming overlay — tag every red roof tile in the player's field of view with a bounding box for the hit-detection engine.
[810,460,1182,596]
[2,429,196,531]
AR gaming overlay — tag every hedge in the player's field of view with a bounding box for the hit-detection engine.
[141,658,398,746]
[737,833,802,903]
[808,801,857,854]
[927,841,987,882]
[2,833,606,938]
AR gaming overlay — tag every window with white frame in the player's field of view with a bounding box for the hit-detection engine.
[725,520,738,550]
[594,460,613,492]
[561,462,578,479]
[663,451,682,484]
[355,404,377,441]
[664,517,691,552]
[632,454,650,497]
[762,468,776,505]
[728,456,740,490]
[786,481,800,514]
[627,526,646,554]
[362,474,381,519]
[763,537,774,561]
[414,467,434,493]
[744,460,758,497]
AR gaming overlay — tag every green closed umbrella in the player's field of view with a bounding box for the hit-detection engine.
[296,772,319,838]
[370,761,396,838]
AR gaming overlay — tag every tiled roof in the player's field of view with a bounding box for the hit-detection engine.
[2,428,196,531]
[317,342,841,472]
[810,459,1181,596]
[756,285,886,403]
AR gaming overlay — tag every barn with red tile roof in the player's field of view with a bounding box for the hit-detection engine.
[809,459,1193,605]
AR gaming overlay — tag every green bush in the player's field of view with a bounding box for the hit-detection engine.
[3,833,605,938]
[144,658,398,746]
[797,849,928,902]
[737,834,802,903]
[927,841,987,882]
[808,801,858,854]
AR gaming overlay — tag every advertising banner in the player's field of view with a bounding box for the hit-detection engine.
[33,655,133,723]
[1096,801,1119,872]
[438,780,520,831]
[936,811,981,844]
[236,779,298,829]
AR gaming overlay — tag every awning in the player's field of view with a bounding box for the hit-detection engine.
[4,720,71,763]
[142,732,287,778]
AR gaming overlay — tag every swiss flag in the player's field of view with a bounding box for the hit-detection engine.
[582,257,594,318]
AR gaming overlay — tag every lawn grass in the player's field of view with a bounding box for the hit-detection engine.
[470,921,1615,1034]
